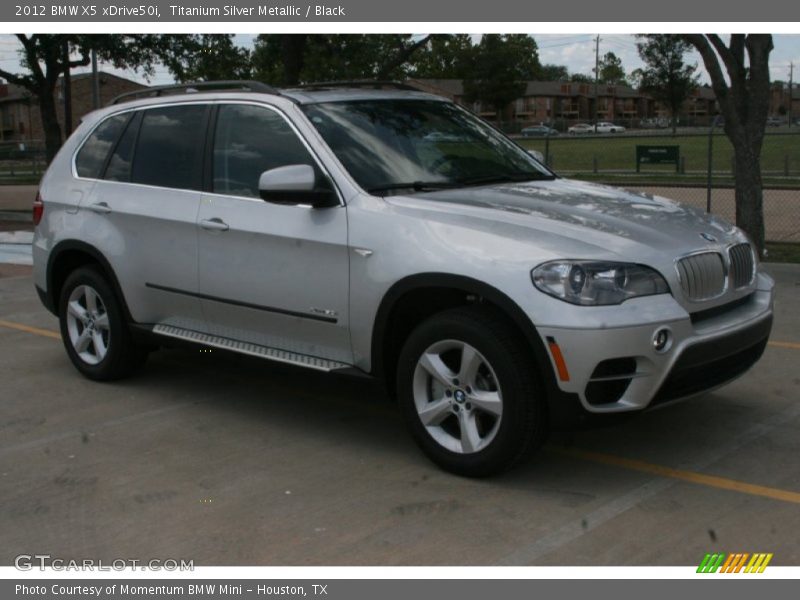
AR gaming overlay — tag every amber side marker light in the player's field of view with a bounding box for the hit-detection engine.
[546,336,570,382]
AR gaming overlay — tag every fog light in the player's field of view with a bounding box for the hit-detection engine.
[653,328,671,352]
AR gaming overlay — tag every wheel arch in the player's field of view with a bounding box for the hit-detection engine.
[45,240,134,322]
[371,273,553,384]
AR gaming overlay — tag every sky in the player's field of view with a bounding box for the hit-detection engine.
[1,34,799,87]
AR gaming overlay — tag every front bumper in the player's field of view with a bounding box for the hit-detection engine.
[537,273,774,416]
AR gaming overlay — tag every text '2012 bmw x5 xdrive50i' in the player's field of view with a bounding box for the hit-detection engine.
[33,81,774,477]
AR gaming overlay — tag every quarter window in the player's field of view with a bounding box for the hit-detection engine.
[212,104,317,198]
[104,112,140,182]
[131,105,207,191]
[75,113,130,178]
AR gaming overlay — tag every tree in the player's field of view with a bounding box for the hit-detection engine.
[682,34,774,254]
[636,35,699,134]
[597,51,626,84]
[462,35,541,118]
[0,34,197,161]
[161,35,251,82]
[569,73,594,83]
[412,34,473,79]
[540,64,570,81]
[252,34,433,86]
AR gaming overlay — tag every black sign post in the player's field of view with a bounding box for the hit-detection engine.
[636,145,680,173]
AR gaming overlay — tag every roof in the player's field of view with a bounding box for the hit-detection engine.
[281,87,447,104]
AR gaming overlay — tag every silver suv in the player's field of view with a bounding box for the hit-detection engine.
[33,81,774,477]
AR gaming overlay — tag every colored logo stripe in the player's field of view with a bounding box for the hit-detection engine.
[697,553,772,573]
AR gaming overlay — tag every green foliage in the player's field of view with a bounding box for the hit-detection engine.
[636,35,699,127]
[160,35,252,82]
[597,52,626,85]
[462,35,541,114]
[412,34,474,79]
[540,64,570,81]
[251,34,432,85]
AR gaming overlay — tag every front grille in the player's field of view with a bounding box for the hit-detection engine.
[729,243,755,288]
[676,252,726,301]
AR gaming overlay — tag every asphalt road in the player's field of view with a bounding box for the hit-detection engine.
[1,265,799,566]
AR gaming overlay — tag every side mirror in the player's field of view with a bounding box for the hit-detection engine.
[258,164,338,208]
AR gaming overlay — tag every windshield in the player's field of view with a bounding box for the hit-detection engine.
[301,99,554,195]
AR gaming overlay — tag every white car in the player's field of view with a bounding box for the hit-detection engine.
[595,122,626,133]
[568,123,594,134]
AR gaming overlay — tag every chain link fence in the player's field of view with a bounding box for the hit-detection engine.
[517,129,800,243]
[0,141,47,184]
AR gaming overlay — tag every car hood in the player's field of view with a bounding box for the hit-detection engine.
[392,178,743,260]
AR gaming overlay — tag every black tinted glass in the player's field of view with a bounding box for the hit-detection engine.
[104,111,140,182]
[132,105,207,190]
[213,104,315,198]
[75,113,130,178]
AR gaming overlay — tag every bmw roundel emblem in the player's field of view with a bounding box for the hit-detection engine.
[700,232,718,243]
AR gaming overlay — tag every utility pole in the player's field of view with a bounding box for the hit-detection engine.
[594,35,600,132]
[789,62,794,129]
[91,49,100,110]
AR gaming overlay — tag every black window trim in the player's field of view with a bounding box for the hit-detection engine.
[71,99,344,207]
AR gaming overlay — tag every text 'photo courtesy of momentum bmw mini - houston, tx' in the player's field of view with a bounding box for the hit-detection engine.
[32,80,774,477]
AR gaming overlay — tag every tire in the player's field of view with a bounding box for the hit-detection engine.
[58,266,148,381]
[396,306,548,477]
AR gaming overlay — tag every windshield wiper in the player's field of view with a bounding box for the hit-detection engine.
[456,172,554,187]
[367,181,458,195]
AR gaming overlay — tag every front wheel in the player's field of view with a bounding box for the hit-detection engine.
[396,307,548,477]
[58,266,149,380]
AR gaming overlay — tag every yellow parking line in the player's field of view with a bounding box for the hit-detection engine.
[768,340,800,350]
[552,447,800,505]
[0,319,61,340]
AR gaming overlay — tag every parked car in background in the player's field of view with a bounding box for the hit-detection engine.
[567,123,594,134]
[521,125,558,137]
[639,117,669,129]
[595,122,626,133]
[766,116,784,127]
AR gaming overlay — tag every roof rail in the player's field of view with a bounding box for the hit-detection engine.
[291,80,419,91]
[108,80,281,105]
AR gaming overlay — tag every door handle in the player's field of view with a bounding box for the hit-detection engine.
[199,218,229,232]
[87,201,111,214]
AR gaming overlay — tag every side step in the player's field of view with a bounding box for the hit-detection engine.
[152,324,349,372]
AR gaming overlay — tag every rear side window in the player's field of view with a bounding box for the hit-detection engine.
[131,105,207,191]
[212,104,317,198]
[104,112,140,182]
[75,113,130,178]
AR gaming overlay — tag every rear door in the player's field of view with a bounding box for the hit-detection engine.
[82,103,210,329]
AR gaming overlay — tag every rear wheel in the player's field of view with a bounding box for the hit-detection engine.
[58,266,148,380]
[397,307,548,477]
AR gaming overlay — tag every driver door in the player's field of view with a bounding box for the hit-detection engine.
[196,103,351,364]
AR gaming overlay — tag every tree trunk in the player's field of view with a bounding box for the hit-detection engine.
[39,90,62,163]
[732,137,766,254]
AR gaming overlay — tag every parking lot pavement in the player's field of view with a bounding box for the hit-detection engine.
[0,265,799,566]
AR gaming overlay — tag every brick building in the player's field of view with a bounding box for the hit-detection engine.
[408,78,722,129]
[0,71,145,145]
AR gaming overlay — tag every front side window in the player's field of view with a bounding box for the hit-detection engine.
[131,105,207,191]
[75,113,130,178]
[301,99,553,195]
[212,104,317,198]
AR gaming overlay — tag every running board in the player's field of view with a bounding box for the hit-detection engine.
[151,324,349,372]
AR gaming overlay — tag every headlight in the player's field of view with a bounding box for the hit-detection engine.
[531,261,670,305]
